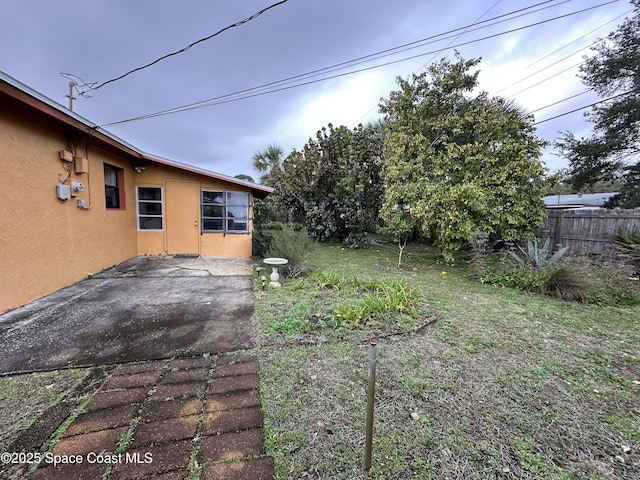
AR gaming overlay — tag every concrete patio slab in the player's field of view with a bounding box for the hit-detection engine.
[0,256,274,479]
[0,256,256,375]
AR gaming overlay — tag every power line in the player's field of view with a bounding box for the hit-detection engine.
[354,0,505,123]
[532,90,633,125]
[359,4,627,124]
[100,0,619,128]
[79,0,290,94]
[510,60,584,97]
[104,0,563,126]
[254,0,564,93]
[516,9,630,72]
[529,89,592,113]
[494,9,631,95]
[416,0,505,73]
[495,43,593,94]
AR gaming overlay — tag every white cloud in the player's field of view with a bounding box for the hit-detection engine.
[500,38,519,56]
[296,71,388,129]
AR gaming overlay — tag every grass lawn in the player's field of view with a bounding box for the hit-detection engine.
[0,369,92,452]
[254,240,640,479]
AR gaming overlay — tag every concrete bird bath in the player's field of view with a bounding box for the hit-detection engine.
[263,257,288,287]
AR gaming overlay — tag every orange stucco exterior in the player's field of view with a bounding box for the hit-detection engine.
[0,75,271,313]
[134,164,254,258]
[0,100,138,312]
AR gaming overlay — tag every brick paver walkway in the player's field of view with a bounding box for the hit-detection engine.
[20,354,274,479]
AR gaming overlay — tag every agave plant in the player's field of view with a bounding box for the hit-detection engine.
[507,238,569,268]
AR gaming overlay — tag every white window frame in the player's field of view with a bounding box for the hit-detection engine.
[136,187,164,231]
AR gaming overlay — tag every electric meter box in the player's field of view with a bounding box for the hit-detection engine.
[56,184,71,200]
[59,150,73,162]
[75,157,88,173]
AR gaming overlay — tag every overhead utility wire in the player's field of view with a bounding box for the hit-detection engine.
[533,90,633,125]
[100,0,567,126]
[517,9,630,71]
[511,60,584,96]
[103,1,616,126]
[496,43,594,94]
[100,0,617,127]
[495,9,631,94]
[356,0,505,123]
[530,90,592,113]
[416,0,504,73]
[356,3,624,123]
[80,0,289,94]
[242,0,555,94]
[103,0,561,125]
[250,1,619,104]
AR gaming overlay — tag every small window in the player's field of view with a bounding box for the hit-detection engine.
[137,187,163,230]
[201,191,249,233]
[104,164,124,209]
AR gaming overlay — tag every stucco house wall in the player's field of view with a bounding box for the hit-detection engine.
[134,163,255,258]
[0,72,272,313]
[0,98,138,311]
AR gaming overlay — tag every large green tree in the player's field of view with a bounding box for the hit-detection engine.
[379,55,548,261]
[556,0,639,207]
[273,123,384,245]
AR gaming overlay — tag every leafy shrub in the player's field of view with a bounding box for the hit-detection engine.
[481,252,639,305]
[373,279,418,314]
[253,196,287,230]
[260,221,293,231]
[252,230,273,257]
[481,255,546,291]
[265,223,314,278]
[580,262,639,306]
[332,303,363,326]
[308,269,343,289]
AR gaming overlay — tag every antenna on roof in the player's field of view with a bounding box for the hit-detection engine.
[60,73,94,111]
[66,81,77,111]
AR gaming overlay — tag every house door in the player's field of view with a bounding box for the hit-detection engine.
[165,181,200,255]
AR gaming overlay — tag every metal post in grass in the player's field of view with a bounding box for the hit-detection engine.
[364,338,378,472]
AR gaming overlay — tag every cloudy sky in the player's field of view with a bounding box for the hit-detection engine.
[1,0,633,181]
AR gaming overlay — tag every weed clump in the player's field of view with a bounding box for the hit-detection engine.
[540,264,587,302]
[257,269,424,341]
[477,251,639,306]
[265,223,314,278]
[333,278,418,326]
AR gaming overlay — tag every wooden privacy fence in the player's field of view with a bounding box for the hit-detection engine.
[537,209,640,259]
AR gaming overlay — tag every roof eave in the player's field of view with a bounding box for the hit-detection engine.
[0,71,272,198]
[140,153,274,198]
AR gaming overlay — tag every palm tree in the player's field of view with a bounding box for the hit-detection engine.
[234,174,255,183]
[252,143,283,186]
[366,119,387,142]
